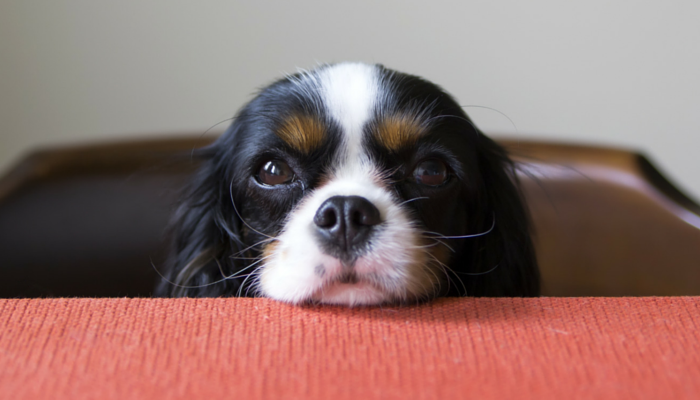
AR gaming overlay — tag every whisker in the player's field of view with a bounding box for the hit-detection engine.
[238,263,267,297]
[425,251,467,296]
[422,259,443,296]
[151,255,268,291]
[243,265,267,297]
[460,105,519,135]
[424,213,495,240]
[398,196,430,206]
[191,117,235,159]
[229,180,275,239]
[429,253,458,290]
[230,236,277,258]
[457,263,500,276]
[214,257,226,279]
[408,241,446,250]
[418,236,455,253]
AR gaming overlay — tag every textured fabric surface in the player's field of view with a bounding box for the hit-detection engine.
[0,297,698,400]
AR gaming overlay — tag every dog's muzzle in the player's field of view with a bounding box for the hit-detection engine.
[313,195,381,265]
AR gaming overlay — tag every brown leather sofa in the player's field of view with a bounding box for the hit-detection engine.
[1,136,698,298]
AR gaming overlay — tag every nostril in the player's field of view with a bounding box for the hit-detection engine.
[314,197,346,230]
[314,206,338,228]
[350,210,363,226]
[347,196,380,227]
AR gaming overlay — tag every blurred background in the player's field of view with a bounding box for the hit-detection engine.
[2,0,699,198]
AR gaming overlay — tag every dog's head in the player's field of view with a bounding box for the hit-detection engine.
[156,63,539,305]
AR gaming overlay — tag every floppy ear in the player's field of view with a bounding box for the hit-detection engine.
[456,135,540,297]
[154,137,248,297]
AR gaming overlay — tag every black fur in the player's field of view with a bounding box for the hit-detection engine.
[155,64,539,300]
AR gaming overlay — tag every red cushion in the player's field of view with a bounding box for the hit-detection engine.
[1,297,698,399]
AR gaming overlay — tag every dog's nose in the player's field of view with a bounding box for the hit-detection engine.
[313,195,381,262]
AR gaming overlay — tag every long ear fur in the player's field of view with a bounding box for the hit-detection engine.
[154,138,250,297]
[454,135,540,297]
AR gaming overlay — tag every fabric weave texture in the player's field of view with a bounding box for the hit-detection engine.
[1,297,698,399]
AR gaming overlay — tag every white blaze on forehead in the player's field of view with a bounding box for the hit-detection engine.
[318,63,380,162]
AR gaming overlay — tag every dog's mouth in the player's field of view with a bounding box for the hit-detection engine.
[334,270,360,284]
[310,269,392,305]
[311,281,387,306]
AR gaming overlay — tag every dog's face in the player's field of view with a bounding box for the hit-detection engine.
[157,63,539,305]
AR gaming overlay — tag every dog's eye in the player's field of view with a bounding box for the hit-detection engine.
[257,160,295,186]
[413,159,448,186]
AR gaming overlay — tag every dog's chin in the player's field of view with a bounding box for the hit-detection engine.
[311,281,388,306]
[259,260,402,307]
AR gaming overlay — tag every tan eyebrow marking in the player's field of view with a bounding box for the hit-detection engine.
[276,114,326,154]
[373,114,427,152]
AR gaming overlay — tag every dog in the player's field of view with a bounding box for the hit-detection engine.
[155,62,539,305]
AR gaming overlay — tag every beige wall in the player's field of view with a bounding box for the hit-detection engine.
[2,1,699,198]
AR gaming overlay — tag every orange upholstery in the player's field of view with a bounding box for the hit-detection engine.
[1,297,698,399]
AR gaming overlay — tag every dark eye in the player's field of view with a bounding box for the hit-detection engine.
[257,159,295,186]
[413,159,448,186]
